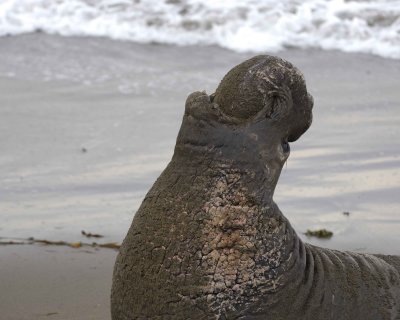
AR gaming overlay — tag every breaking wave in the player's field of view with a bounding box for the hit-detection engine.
[0,0,399,59]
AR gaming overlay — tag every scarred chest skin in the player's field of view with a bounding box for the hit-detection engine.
[111,55,400,320]
[111,158,302,319]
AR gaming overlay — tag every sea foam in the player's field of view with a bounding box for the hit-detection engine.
[0,0,399,59]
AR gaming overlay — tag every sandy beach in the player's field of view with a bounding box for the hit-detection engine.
[1,33,399,319]
[0,245,115,320]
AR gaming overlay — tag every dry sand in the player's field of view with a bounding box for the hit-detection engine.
[0,34,399,319]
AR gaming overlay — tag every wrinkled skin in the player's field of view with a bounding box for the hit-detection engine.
[111,55,400,319]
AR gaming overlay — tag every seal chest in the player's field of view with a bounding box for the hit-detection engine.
[199,169,291,315]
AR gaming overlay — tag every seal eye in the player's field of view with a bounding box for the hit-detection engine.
[282,141,290,153]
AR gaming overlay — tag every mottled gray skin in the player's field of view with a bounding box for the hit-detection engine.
[111,55,400,319]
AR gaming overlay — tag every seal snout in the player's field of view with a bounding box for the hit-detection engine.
[287,91,314,142]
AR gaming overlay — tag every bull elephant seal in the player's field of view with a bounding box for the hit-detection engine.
[111,55,400,319]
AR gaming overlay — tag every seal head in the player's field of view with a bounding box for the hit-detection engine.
[177,55,314,195]
[213,55,313,142]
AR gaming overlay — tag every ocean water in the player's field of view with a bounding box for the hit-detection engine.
[0,0,399,59]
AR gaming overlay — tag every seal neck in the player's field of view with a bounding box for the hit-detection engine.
[172,142,283,206]
[168,141,302,302]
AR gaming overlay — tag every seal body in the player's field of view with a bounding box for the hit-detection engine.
[111,56,400,319]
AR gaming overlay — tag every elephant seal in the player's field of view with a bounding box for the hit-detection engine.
[111,55,400,319]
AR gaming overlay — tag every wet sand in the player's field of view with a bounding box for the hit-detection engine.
[0,245,116,320]
[0,34,399,318]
